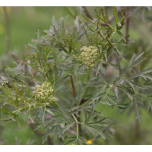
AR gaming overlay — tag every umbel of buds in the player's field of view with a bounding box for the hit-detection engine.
[79,46,99,68]
[32,81,57,103]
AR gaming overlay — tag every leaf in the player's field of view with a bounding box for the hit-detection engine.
[69,38,73,53]
[87,125,105,139]
[81,14,97,26]
[129,58,146,69]
[56,75,69,85]
[134,99,141,123]
[133,67,139,84]
[78,136,87,145]
[134,52,144,62]
[117,31,126,42]
[54,65,58,83]
[45,108,54,116]
[141,75,152,81]
[129,67,152,79]
[118,84,134,99]
[84,109,87,123]
[104,62,119,72]
[63,92,78,105]
[99,70,107,83]
[64,138,77,145]
[88,122,108,127]
[114,47,125,61]
[107,95,117,106]
[42,127,55,144]
[56,125,63,139]
[127,80,135,93]
[114,87,118,98]
[118,103,129,109]
[87,117,109,127]
[86,105,94,123]
[62,122,75,134]
[100,7,108,24]
[113,7,119,24]
[98,100,111,106]
[58,104,73,120]
[78,81,83,103]
[147,100,152,112]
[115,53,122,74]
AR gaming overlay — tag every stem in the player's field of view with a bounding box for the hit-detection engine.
[105,7,108,19]
[3,7,10,54]
[83,68,91,98]
[64,7,76,19]
[135,119,140,139]
[10,52,20,64]
[87,68,91,80]
[69,74,76,98]
[69,74,82,135]
[125,7,130,44]
[82,6,93,20]
[72,114,79,138]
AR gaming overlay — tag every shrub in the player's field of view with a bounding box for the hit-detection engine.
[0,7,152,145]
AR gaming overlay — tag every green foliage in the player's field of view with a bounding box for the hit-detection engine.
[0,7,152,145]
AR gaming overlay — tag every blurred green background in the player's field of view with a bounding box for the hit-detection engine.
[0,6,152,145]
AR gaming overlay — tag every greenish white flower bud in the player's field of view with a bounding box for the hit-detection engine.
[32,81,56,103]
[79,46,99,68]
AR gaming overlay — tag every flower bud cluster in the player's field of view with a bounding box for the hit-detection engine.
[79,46,99,68]
[32,81,57,103]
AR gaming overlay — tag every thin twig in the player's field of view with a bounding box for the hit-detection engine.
[105,7,108,19]
[72,114,79,138]
[10,52,20,64]
[125,7,130,44]
[64,7,76,19]
[3,7,10,54]
[82,6,93,20]
[100,15,115,27]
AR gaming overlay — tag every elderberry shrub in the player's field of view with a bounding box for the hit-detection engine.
[1,7,152,145]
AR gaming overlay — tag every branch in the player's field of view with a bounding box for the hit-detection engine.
[82,6,93,20]
[125,7,130,44]
[82,6,121,27]
[10,52,20,64]
[64,7,76,19]
[69,74,83,135]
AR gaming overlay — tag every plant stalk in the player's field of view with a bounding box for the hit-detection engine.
[72,114,79,138]
[69,74,82,135]
[3,7,10,54]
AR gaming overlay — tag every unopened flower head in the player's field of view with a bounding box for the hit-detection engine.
[32,81,56,103]
[79,46,99,68]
